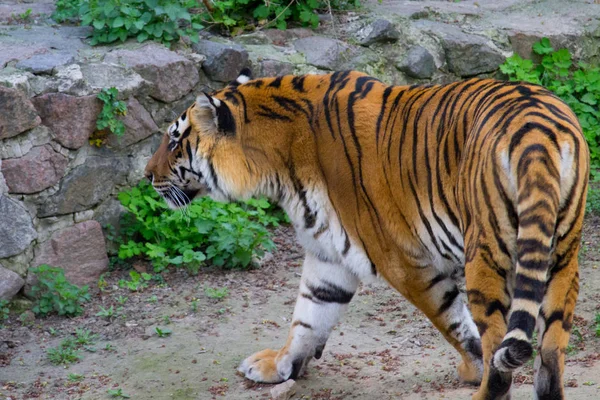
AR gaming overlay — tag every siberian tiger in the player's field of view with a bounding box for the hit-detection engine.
[144,69,589,400]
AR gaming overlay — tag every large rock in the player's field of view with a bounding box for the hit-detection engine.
[38,156,129,217]
[106,97,159,149]
[0,195,37,258]
[32,220,109,287]
[79,63,146,97]
[294,37,356,70]
[416,21,505,77]
[0,265,25,301]
[192,40,249,82]
[255,59,295,78]
[0,86,41,139]
[356,19,400,46]
[104,44,199,103]
[2,144,68,194]
[31,93,102,149]
[397,46,436,79]
[15,51,75,75]
[0,125,52,160]
[0,159,8,195]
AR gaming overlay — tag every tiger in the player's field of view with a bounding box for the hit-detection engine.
[144,68,589,400]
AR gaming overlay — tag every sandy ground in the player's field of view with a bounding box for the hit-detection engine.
[1,219,600,400]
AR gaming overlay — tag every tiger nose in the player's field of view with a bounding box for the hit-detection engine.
[145,172,153,183]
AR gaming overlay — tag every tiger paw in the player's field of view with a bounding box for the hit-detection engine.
[238,349,285,383]
[238,349,310,383]
[458,359,483,385]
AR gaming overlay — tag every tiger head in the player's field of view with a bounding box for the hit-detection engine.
[144,68,258,209]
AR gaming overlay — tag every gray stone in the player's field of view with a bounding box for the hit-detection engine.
[397,46,436,79]
[270,380,297,400]
[31,93,102,149]
[106,97,159,149]
[94,198,126,231]
[263,28,313,46]
[0,265,25,301]
[32,220,109,287]
[415,21,504,77]
[234,32,271,45]
[356,19,400,46]
[79,63,146,97]
[192,40,249,82]
[54,64,89,96]
[0,159,8,195]
[0,68,34,97]
[126,134,162,185]
[255,59,295,78]
[0,125,53,160]
[38,156,129,217]
[2,144,68,194]
[0,86,41,139]
[36,214,74,243]
[16,52,75,75]
[0,195,37,258]
[104,44,199,103]
[294,37,356,70]
[0,247,33,277]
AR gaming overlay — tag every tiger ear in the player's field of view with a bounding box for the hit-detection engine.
[194,92,236,136]
[230,67,252,87]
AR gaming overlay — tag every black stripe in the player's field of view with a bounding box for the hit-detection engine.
[507,311,537,337]
[438,287,460,315]
[257,105,292,122]
[269,76,283,88]
[307,281,354,304]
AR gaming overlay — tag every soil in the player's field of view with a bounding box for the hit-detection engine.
[1,220,600,400]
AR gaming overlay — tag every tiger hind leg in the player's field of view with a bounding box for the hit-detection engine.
[534,246,579,400]
[238,253,358,383]
[465,244,512,400]
[385,266,483,385]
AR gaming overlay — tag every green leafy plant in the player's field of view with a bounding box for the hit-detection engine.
[500,37,600,178]
[204,286,229,300]
[190,298,199,313]
[107,388,131,398]
[96,305,115,319]
[96,87,127,138]
[116,295,129,305]
[117,181,282,272]
[67,373,85,382]
[0,300,9,326]
[47,338,81,365]
[79,0,203,46]
[29,265,90,317]
[201,0,359,31]
[595,312,600,338]
[52,0,82,22]
[75,328,98,346]
[155,326,172,337]
[118,270,152,291]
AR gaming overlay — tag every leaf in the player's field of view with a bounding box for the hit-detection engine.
[92,19,105,29]
[533,37,553,55]
[112,16,124,27]
[253,4,270,19]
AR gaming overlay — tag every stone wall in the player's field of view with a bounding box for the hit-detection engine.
[1,4,598,301]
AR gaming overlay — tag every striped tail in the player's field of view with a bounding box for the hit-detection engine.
[492,143,563,372]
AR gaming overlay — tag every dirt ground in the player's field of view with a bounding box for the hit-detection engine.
[1,218,600,400]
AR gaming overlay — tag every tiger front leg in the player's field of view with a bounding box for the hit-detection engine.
[238,254,359,383]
